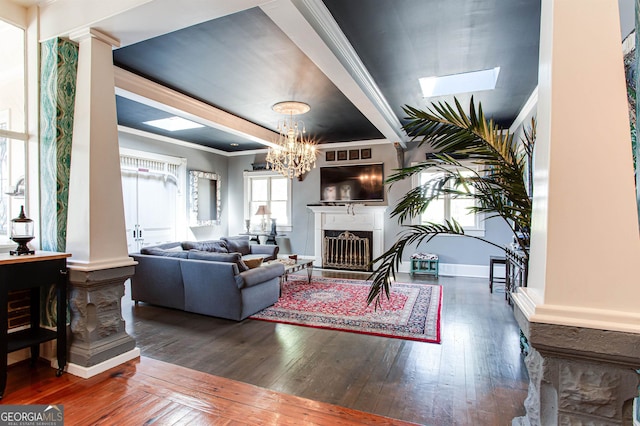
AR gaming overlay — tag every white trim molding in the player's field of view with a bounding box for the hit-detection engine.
[61,348,141,379]
[397,261,495,278]
[262,0,406,146]
[512,288,640,335]
[509,86,538,133]
[114,67,278,147]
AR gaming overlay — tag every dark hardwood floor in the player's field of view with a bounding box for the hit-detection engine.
[122,270,529,425]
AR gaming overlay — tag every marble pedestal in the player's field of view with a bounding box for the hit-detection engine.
[513,305,640,425]
[67,265,136,367]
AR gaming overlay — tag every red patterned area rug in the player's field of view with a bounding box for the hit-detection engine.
[250,276,442,343]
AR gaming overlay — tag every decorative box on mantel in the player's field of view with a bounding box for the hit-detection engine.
[307,204,387,268]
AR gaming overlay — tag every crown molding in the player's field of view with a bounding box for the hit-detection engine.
[509,86,538,134]
[114,67,279,149]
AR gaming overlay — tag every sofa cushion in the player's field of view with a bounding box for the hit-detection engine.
[140,247,189,258]
[221,236,251,256]
[143,241,183,250]
[181,241,198,250]
[182,240,228,253]
[247,244,279,261]
[187,250,248,272]
[239,262,285,288]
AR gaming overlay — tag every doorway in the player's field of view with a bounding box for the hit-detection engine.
[120,148,187,253]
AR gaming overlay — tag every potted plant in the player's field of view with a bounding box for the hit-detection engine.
[367,97,535,307]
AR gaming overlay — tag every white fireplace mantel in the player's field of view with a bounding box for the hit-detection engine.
[307,204,388,268]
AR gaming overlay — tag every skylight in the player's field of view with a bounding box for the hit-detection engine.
[419,67,501,98]
[143,116,205,131]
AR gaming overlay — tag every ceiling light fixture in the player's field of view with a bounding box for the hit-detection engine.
[419,67,501,98]
[266,101,317,179]
[143,116,205,131]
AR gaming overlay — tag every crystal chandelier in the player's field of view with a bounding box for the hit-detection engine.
[266,101,317,179]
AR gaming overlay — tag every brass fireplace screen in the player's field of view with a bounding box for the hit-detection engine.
[323,230,371,272]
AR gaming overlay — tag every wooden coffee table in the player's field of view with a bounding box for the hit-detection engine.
[268,257,314,283]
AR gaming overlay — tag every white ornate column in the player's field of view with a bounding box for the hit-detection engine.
[65,28,139,378]
[512,1,640,424]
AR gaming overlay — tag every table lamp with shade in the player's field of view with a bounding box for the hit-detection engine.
[254,205,271,232]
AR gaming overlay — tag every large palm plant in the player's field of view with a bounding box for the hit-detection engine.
[367,97,535,307]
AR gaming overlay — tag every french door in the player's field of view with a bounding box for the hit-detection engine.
[120,148,187,253]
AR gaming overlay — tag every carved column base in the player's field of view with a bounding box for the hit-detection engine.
[513,305,640,425]
[67,265,136,367]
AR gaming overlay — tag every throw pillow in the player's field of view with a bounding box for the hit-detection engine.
[221,236,251,255]
[243,257,263,269]
[164,245,184,252]
[187,250,248,272]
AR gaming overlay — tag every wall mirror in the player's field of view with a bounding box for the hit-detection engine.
[189,170,221,226]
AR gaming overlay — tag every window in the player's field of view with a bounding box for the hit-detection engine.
[413,166,485,237]
[0,20,27,246]
[244,171,292,231]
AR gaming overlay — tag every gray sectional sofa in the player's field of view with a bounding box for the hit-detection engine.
[130,236,284,321]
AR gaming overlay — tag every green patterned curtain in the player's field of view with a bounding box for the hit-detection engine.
[39,38,78,327]
[40,38,78,253]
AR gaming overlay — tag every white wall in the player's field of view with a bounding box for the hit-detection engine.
[228,141,513,270]
[396,143,514,267]
[619,0,635,37]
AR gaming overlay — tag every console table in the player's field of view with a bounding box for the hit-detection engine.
[0,252,70,398]
[240,232,277,245]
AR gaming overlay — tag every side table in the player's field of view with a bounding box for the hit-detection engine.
[0,251,70,398]
[410,253,439,278]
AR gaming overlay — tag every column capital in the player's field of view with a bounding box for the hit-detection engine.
[69,28,120,47]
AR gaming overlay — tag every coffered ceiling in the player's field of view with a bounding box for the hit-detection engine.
[109,0,542,153]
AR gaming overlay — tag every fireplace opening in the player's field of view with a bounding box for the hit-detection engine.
[323,230,373,272]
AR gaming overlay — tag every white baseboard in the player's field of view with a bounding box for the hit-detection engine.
[314,263,500,279]
[398,262,501,279]
[8,342,141,379]
[54,348,141,379]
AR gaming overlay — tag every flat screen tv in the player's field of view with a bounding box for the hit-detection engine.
[320,163,384,202]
